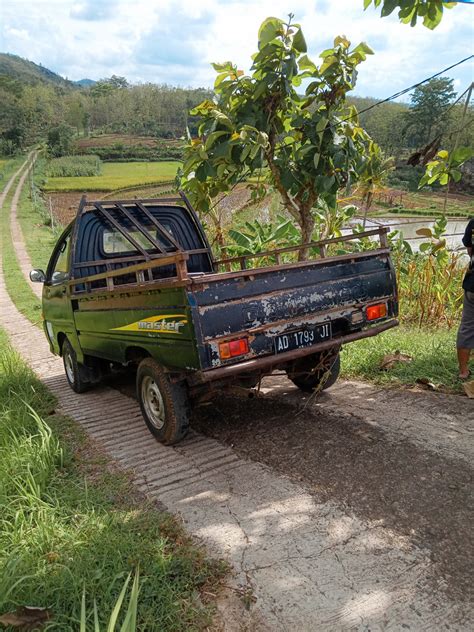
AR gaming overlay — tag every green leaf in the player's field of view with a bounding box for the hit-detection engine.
[107,573,131,632]
[319,55,337,74]
[80,589,86,632]
[229,229,254,249]
[334,35,350,48]
[214,72,230,88]
[451,146,474,164]
[94,602,100,632]
[313,152,320,169]
[205,131,229,150]
[451,169,462,182]
[437,149,449,159]
[272,220,292,240]
[380,0,398,17]
[316,117,328,133]
[119,570,140,632]
[298,54,317,72]
[258,17,283,48]
[363,0,372,9]
[293,27,307,53]
[352,42,374,58]
[212,61,234,72]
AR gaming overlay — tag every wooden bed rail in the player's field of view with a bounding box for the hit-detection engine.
[69,252,190,293]
[215,227,389,271]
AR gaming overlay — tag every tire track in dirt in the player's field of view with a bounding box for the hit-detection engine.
[8,152,41,299]
[1,159,472,631]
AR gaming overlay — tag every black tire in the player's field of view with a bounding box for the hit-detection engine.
[136,358,190,445]
[287,351,341,394]
[62,338,90,393]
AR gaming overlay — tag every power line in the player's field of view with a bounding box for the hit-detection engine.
[348,54,474,122]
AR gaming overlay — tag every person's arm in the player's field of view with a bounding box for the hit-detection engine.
[462,219,474,258]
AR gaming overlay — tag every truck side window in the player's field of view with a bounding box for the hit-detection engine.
[50,234,70,284]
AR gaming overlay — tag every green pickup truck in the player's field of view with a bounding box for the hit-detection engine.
[31,194,398,444]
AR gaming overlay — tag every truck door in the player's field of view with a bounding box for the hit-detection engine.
[43,227,76,355]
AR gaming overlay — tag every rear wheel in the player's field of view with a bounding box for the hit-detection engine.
[137,358,190,445]
[62,338,90,393]
[287,349,341,394]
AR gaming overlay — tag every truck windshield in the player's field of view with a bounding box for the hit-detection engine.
[103,225,175,254]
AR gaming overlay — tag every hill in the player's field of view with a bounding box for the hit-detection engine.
[0,53,93,87]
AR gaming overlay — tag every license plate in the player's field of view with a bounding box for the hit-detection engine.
[274,322,332,354]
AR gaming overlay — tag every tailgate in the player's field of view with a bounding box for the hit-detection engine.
[188,250,397,370]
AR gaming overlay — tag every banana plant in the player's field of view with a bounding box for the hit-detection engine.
[227,216,300,256]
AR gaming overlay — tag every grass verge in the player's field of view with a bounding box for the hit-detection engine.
[17,175,60,271]
[0,327,226,630]
[42,161,180,192]
[0,156,24,193]
[0,173,43,324]
[341,325,464,393]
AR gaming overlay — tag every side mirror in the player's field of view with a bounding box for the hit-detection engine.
[30,269,46,283]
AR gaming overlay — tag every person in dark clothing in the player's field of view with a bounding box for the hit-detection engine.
[457,218,474,379]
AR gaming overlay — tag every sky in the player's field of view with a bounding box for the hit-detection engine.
[1,0,473,100]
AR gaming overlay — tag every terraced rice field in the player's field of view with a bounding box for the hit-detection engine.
[43,161,180,192]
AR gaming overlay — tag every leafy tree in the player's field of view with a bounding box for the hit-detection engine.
[178,15,376,258]
[364,0,457,29]
[47,124,74,157]
[0,124,26,154]
[404,77,456,147]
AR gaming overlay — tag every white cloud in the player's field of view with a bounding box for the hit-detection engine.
[1,0,472,96]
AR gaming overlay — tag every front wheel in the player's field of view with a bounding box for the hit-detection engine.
[62,338,90,393]
[287,350,341,394]
[136,358,190,445]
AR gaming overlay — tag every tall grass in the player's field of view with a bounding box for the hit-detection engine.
[0,330,225,630]
[389,217,464,327]
[394,251,464,327]
[45,155,102,178]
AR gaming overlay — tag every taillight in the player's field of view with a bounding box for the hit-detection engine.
[219,337,249,360]
[366,303,387,321]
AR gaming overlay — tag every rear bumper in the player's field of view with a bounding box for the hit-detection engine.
[189,318,399,384]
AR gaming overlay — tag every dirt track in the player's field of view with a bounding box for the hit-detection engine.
[1,159,473,631]
[193,377,473,603]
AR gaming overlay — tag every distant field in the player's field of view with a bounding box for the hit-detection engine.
[75,134,183,150]
[43,161,180,192]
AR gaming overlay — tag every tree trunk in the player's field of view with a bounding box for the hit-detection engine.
[363,190,374,229]
[298,215,315,261]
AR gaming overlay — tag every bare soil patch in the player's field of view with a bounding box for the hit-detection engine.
[46,192,109,224]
